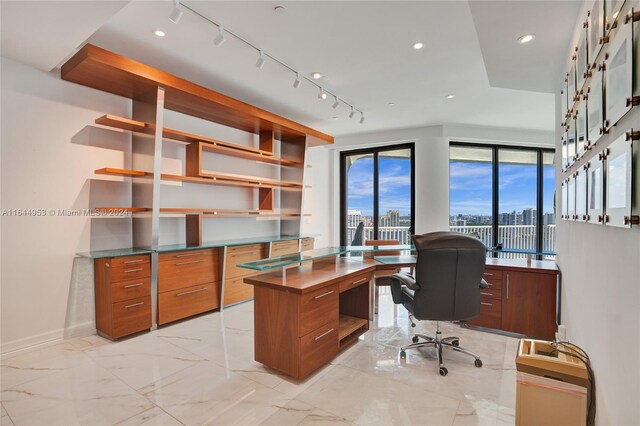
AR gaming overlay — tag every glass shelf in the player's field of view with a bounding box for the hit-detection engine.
[238,247,350,271]
[76,247,153,259]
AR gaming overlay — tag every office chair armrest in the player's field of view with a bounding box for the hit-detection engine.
[479,278,489,289]
[390,272,420,291]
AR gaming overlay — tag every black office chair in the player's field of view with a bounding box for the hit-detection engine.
[390,231,488,376]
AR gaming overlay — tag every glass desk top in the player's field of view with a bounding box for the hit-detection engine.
[237,247,350,271]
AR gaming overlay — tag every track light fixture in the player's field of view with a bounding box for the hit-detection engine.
[256,51,266,69]
[213,26,226,47]
[332,96,339,109]
[349,107,355,119]
[293,73,301,89]
[318,87,327,100]
[169,1,183,24]
[360,112,365,124]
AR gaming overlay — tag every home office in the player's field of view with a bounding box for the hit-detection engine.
[1,1,638,425]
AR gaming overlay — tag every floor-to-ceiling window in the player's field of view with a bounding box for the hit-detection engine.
[449,143,556,257]
[340,144,414,245]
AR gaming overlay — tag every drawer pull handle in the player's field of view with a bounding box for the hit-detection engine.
[124,302,144,309]
[314,328,335,341]
[481,302,493,307]
[176,287,207,297]
[175,253,203,258]
[175,260,205,266]
[123,259,143,264]
[313,290,335,300]
[352,277,369,285]
[124,283,143,289]
[124,268,143,273]
[506,273,510,299]
[480,292,492,296]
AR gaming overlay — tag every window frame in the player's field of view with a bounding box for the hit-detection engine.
[340,143,415,246]
[449,141,556,254]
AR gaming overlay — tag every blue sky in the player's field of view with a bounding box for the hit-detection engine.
[346,157,555,217]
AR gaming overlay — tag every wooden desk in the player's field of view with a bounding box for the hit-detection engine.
[244,258,376,379]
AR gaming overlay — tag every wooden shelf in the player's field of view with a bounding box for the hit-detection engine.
[93,207,308,218]
[62,44,333,146]
[338,314,368,341]
[96,115,302,167]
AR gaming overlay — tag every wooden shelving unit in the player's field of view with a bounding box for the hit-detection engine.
[338,314,368,340]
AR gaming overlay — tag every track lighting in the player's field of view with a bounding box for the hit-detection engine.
[213,26,226,47]
[349,107,355,119]
[169,1,183,24]
[332,96,339,109]
[360,112,365,124]
[318,87,327,100]
[293,73,301,89]
[256,51,266,69]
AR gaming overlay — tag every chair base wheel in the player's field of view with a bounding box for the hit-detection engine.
[412,336,419,343]
[451,339,459,346]
[400,350,406,359]
[439,367,448,376]
[475,359,483,368]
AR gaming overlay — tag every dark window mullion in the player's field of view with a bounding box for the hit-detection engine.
[536,149,544,258]
[492,147,499,253]
[373,151,379,240]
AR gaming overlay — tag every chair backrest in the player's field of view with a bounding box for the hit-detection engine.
[411,232,486,321]
[351,222,364,245]
[365,239,401,258]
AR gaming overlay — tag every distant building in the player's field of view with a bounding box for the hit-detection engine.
[347,210,362,228]
[543,212,555,225]
[522,208,536,226]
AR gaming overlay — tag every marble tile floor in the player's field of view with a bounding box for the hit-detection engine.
[0,292,518,426]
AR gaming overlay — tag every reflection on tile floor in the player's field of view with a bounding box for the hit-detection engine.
[0,291,517,425]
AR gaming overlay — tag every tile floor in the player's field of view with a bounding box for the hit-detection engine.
[0,291,518,425]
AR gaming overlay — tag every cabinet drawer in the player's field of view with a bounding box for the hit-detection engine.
[225,246,266,279]
[483,269,503,281]
[301,238,314,252]
[158,255,218,293]
[299,320,339,378]
[158,283,219,325]
[339,273,371,293]
[271,240,299,256]
[111,255,149,268]
[479,287,502,300]
[227,244,265,256]
[299,284,339,337]
[112,296,151,339]
[159,249,217,262]
[469,299,502,329]
[112,277,151,303]
[224,276,254,306]
[111,263,150,283]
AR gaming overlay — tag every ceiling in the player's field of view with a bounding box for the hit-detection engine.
[1,1,581,137]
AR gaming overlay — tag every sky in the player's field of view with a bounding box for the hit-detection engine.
[346,156,556,218]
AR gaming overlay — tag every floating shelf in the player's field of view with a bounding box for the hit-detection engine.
[93,207,309,219]
[95,115,302,167]
[338,314,368,340]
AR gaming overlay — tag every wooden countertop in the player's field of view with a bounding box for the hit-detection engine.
[243,258,376,294]
[484,258,559,274]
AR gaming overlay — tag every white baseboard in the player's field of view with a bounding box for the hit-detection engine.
[1,321,96,358]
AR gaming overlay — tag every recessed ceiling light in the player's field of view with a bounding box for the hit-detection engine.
[311,72,323,79]
[518,34,535,44]
[446,95,455,99]
[274,6,286,13]
[412,42,424,50]
[153,29,166,37]
[388,102,395,106]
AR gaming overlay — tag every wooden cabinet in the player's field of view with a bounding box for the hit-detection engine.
[468,261,558,340]
[94,255,152,340]
[270,239,300,257]
[158,248,220,325]
[223,243,267,306]
[301,237,315,251]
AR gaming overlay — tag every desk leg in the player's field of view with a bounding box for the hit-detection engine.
[369,278,374,320]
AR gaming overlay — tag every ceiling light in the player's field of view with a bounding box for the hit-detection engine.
[446,94,455,99]
[153,29,166,37]
[412,42,424,50]
[349,106,355,119]
[256,51,266,69]
[332,96,339,109]
[318,87,327,100]
[213,26,226,47]
[169,1,183,24]
[518,34,535,44]
[311,72,323,79]
[360,112,365,124]
[293,72,301,89]
[274,6,286,13]
[388,102,395,106]
[332,116,339,120]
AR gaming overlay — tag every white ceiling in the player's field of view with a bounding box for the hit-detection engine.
[1,1,581,137]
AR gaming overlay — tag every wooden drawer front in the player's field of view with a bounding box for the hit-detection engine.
[301,238,314,251]
[470,299,502,329]
[158,283,219,325]
[299,284,339,337]
[483,269,503,290]
[111,263,150,283]
[339,273,371,293]
[227,244,264,256]
[224,277,254,306]
[299,319,339,378]
[479,287,502,301]
[158,255,218,293]
[111,255,149,268]
[271,240,299,257]
[159,249,217,262]
[112,277,151,303]
[112,296,151,339]
[225,246,266,279]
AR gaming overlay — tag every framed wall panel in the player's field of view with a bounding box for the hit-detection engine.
[568,173,577,220]
[605,16,633,129]
[589,0,606,63]
[562,178,569,219]
[605,133,635,227]
[567,120,577,168]
[586,70,604,148]
[587,153,605,224]
[577,32,589,91]
[605,0,625,32]
[561,86,568,126]
[568,62,577,104]
[575,99,588,159]
[575,168,588,221]
[562,137,568,172]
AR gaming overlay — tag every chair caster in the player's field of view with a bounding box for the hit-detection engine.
[411,323,416,328]
[474,359,483,368]
[412,335,419,343]
[400,350,406,359]
[451,339,459,347]
[439,367,448,376]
